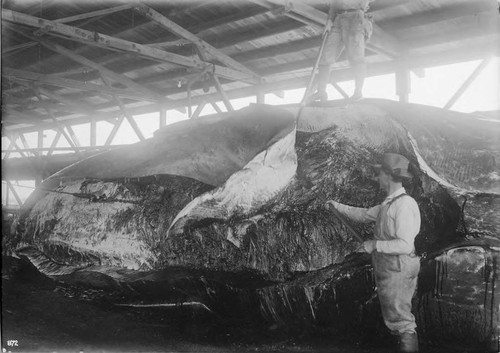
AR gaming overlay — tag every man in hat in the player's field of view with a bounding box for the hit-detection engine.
[325,153,420,353]
[309,0,375,102]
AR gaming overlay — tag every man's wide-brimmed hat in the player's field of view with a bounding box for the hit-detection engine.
[372,153,412,178]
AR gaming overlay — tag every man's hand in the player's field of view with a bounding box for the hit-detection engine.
[323,18,333,35]
[325,200,340,211]
[362,240,377,254]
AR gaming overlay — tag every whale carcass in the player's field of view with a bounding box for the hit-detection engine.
[7,100,500,349]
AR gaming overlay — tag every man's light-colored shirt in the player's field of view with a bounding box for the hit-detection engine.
[333,187,420,255]
[330,0,375,12]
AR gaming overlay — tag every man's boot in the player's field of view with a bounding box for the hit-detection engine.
[398,332,419,353]
[351,62,367,101]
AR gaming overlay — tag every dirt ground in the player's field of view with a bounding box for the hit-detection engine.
[0,256,489,353]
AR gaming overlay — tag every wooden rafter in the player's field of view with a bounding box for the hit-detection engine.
[3,135,18,160]
[47,131,62,157]
[406,15,499,49]
[213,75,234,112]
[3,135,28,159]
[36,87,98,116]
[33,37,169,103]
[5,40,497,136]
[18,134,36,157]
[2,9,258,84]
[105,116,125,146]
[37,129,43,158]
[100,74,145,141]
[330,81,349,99]
[443,57,492,110]
[2,4,134,55]
[50,4,134,24]
[3,109,44,125]
[210,102,223,114]
[4,14,301,113]
[147,6,269,49]
[3,68,158,102]
[65,125,82,147]
[90,119,97,147]
[44,11,297,86]
[6,181,23,206]
[191,101,207,119]
[134,4,259,79]
[195,46,234,112]
[5,5,267,85]
[32,90,80,152]
[381,2,496,30]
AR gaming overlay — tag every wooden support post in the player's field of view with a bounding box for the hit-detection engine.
[210,102,222,114]
[331,81,349,99]
[7,181,23,206]
[4,68,157,102]
[65,125,82,147]
[35,38,168,103]
[12,140,27,158]
[3,136,17,160]
[47,131,62,156]
[213,75,234,111]
[36,129,44,185]
[101,74,145,141]
[90,119,97,146]
[256,91,265,104]
[443,57,491,110]
[134,4,259,80]
[19,134,36,157]
[191,101,207,119]
[105,116,125,146]
[125,114,146,141]
[2,10,257,84]
[33,91,79,150]
[50,119,77,150]
[3,4,133,54]
[272,91,285,99]
[37,129,44,156]
[160,108,167,128]
[5,181,10,206]
[396,67,411,103]
[36,86,98,115]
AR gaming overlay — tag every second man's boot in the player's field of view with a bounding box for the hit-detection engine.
[398,332,419,353]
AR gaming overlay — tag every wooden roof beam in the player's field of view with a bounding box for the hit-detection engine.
[443,57,492,110]
[2,109,46,125]
[5,39,497,136]
[3,80,102,117]
[147,6,269,48]
[36,87,99,116]
[2,4,134,55]
[406,15,499,49]
[3,68,163,102]
[12,5,268,76]
[33,37,170,103]
[1,9,258,84]
[3,96,93,118]
[134,4,260,80]
[100,74,145,141]
[381,1,497,30]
